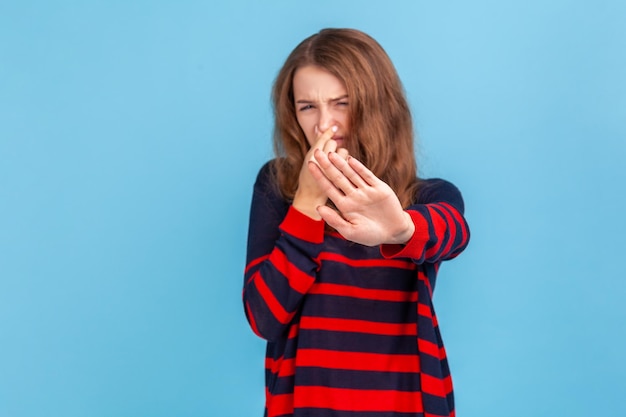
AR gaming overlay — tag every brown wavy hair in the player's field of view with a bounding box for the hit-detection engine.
[271,28,419,208]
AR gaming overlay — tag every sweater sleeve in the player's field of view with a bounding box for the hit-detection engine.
[380,178,470,264]
[242,161,325,341]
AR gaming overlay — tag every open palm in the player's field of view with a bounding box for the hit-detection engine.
[308,150,414,246]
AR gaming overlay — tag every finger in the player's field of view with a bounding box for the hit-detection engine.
[322,138,338,154]
[313,149,358,197]
[336,147,349,160]
[308,156,348,203]
[327,152,368,189]
[317,205,350,231]
[313,125,338,150]
[346,155,382,187]
[308,126,338,164]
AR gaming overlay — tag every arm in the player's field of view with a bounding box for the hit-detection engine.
[243,162,324,341]
[380,179,470,264]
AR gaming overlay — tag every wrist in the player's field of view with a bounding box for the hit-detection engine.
[391,211,415,244]
[293,190,326,220]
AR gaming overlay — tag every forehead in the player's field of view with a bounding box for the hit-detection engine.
[292,65,347,100]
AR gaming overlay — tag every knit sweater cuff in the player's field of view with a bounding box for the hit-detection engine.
[280,206,325,244]
[380,210,429,259]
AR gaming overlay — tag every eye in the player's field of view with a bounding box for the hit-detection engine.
[336,101,349,107]
[298,104,314,111]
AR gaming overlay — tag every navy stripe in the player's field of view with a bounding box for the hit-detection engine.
[268,374,296,395]
[295,368,422,391]
[421,392,453,415]
[419,353,449,378]
[316,263,419,291]
[302,295,418,323]
[297,330,419,355]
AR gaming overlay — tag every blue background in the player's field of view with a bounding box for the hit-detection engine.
[1,1,624,416]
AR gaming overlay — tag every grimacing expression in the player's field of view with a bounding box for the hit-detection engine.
[292,65,350,147]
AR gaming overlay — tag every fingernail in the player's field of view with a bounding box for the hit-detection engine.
[332,126,338,132]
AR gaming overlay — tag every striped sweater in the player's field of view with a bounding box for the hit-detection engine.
[243,161,470,417]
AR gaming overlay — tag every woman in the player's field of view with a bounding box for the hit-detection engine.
[243,28,470,417]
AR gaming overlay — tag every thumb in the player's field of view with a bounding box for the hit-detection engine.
[317,205,348,230]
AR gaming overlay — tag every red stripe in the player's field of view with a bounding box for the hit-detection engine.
[418,338,446,360]
[253,273,294,324]
[442,202,468,248]
[300,316,417,336]
[421,373,452,397]
[418,302,432,318]
[436,204,457,257]
[444,372,453,394]
[287,323,299,339]
[297,348,420,373]
[266,390,293,417]
[280,206,325,243]
[309,283,417,302]
[425,206,446,259]
[269,248,315,294]
[245,254,270,275]
[418,302,438,326]
[294,385,424,413]
[266,357,296,377]
[266,342,429,378]
[317,252,415,269]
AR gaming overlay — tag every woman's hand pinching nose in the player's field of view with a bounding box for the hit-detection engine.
[308,125,339,165]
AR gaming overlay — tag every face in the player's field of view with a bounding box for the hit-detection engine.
[292,65,350,147]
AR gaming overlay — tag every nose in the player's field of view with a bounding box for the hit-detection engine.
[317,106,334,133]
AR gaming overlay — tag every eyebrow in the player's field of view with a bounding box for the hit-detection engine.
[295,94,349,104]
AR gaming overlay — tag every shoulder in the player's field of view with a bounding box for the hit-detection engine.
[253,159,281,191]
[414,178,466,214]
[252,159,289,208]
[254,160,274,185]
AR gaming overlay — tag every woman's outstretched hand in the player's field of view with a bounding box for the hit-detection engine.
[308,150,415,247]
